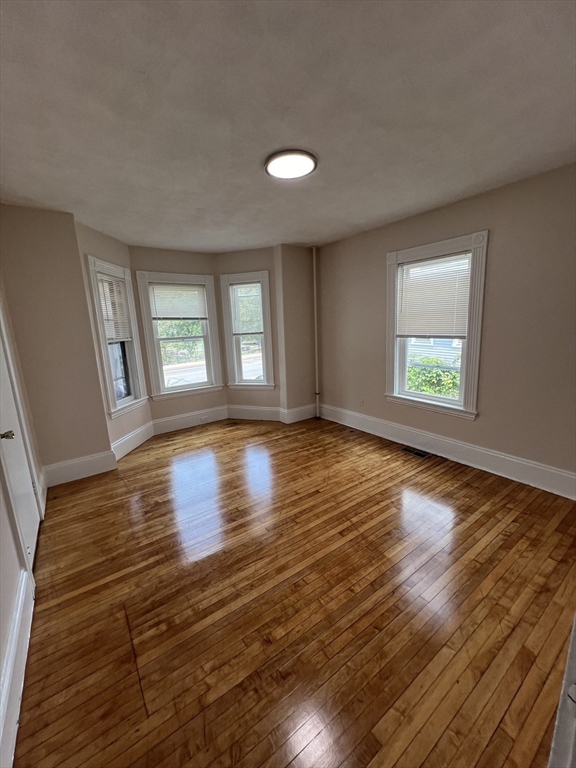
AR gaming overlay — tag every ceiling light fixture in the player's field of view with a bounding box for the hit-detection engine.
[265,149,317,179]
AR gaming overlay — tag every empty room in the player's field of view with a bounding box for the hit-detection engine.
[0,2,575,767]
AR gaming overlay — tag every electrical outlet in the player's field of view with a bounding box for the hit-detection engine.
[359,398,364,407]
[200,415,208,423]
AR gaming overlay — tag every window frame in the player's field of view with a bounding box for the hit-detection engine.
[87,257,147,417]
[386,231,488,419]
[137,271,223,399]
[220,271,274,389]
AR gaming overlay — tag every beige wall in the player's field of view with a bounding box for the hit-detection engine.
[5,164,573,478]
[128,246,215,275]
[76,223,152,445]
[2,215,314,464]
[0,205,111,465]
[276,245,316,411]
[319,164,576,471]
[76,221,131,269]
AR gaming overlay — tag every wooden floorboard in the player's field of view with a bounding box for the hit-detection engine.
[14,419,576,768]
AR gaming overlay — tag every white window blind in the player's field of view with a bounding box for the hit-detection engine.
[97,274,132,342]
[396,252,472,338]
[149,284,207,320]
[230,283,263,334]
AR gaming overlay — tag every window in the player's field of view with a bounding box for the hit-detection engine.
[386,231,487,418]
[137,271,222,398]
[220,271,274,388]
[88,257,146,415]
[108,339,131,401]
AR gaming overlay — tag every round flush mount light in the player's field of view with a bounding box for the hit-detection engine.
[265,149,317,179]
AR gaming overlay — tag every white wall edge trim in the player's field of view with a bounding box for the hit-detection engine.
[153,406,228,435]
[44,450,118,487]
[280,404,317,424]
[320,404,576,500]
[111,423,155,460]
[0,571,34,768]
[36,469,47,517]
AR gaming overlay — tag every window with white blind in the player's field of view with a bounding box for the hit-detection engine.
[220,271,274,388]
[386,231,488,418]
[137,271,222,397]
[87,257,146,415]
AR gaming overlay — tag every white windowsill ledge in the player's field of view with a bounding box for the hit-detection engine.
[109,397,149,419]
[227,383,275,391]
[151,385,224,401]
[386,394,477,420]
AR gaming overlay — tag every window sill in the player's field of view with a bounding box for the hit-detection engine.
[151,385,224,401]
[386,394,477,420]
[227,383,275,391]
[109,397,149,419]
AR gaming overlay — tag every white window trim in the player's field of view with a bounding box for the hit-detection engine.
[386,231,488,418]
[136,270,223,397]
[220,271,274,388]
[150,386,224,402]
[87,257,147,417]
[227,384,276,391]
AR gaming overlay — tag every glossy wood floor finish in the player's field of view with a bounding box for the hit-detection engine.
[15,419,576,768]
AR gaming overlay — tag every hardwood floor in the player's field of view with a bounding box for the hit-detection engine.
[14,419,576,768]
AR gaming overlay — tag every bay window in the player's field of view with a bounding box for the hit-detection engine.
[220,271,274,388]
[137,271,222,398]
[88,257,146,415]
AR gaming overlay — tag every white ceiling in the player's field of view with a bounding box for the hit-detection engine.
[1,0,574,252]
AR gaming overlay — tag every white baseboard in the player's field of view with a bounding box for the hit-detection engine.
[0,570,34,768]
[44,450,117,487]
[43,404,319,483]
[321,404,576,500]
[152,402,316,433]
[153,406,228,435]
[280,404,317,424]
[112,423,155,460]
[227,405,280,421]
[228,404,317,423]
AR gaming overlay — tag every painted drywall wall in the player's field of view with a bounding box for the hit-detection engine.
[128,246,227,423]
[278,245,316,411]
[75,222,152,446]
[76,221,131,270]
[319,164,576,472]
[0,205,111,465]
